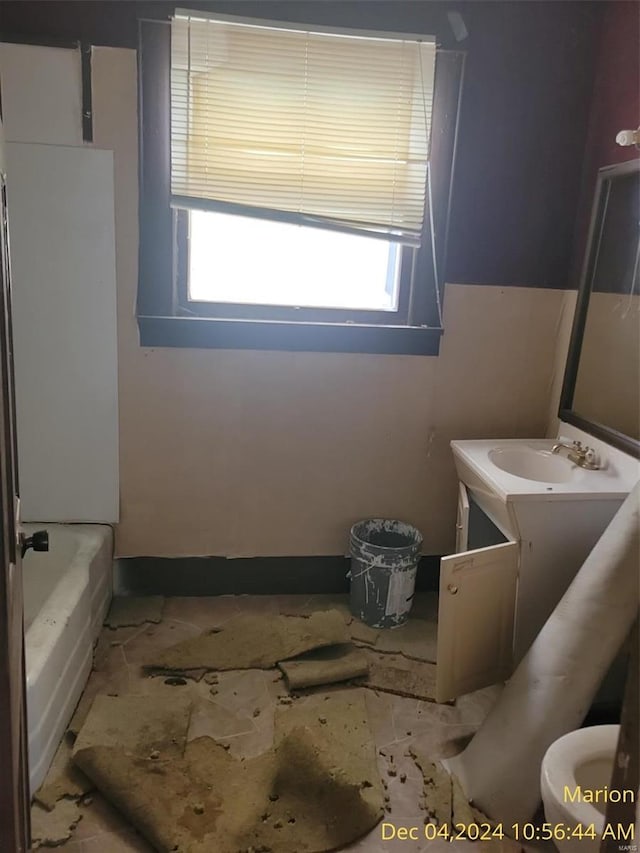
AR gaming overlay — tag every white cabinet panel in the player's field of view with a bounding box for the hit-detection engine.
[0,43,82,145]
[436,541,518,703]
[6,142,119,522]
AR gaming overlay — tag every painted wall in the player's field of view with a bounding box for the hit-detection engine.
[2,1,601,290]
[550,0,640,438]
[546,290,578,439]
[0,42,82,146]
[570,0,640,286]
[91,48,568,557]
[0,43,119,523]
[1,3,605,557]
[573,293,639,440]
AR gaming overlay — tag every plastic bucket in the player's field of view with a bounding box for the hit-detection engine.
[349,518,423,628]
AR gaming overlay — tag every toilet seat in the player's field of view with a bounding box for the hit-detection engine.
[541,725,621,853]
[541,724,619,833]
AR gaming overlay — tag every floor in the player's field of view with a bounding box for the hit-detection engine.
[42,593,527,853]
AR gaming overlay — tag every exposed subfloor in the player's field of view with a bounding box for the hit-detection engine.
[43,593,527,853]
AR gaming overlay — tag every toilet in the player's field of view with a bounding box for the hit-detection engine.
[541,725,620,853]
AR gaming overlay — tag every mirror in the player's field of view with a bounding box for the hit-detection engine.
[560,159,640,457]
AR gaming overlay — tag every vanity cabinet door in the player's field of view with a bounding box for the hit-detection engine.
[455,482,470,552]
[436,541,518,704]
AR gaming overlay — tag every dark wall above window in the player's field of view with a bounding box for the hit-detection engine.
[1,0,603,290]
[569,0,640,290]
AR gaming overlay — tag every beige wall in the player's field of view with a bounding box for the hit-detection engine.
[93,48,569,559]
[546,289,578,438]
[574,292,640,440]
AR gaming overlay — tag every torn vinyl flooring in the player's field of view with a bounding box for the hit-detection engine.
[32,593,505,853]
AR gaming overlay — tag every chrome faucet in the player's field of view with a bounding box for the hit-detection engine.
[551,439,600,470]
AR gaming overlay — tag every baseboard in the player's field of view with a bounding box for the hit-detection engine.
[115,555,442,597]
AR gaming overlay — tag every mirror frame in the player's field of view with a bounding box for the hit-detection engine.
[559,158,640,459]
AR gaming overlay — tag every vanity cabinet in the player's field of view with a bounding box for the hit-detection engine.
[434,441,632,704]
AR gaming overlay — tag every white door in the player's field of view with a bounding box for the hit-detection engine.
[0,114,31,851]
[455,482,469,553]
[436,541,518,703]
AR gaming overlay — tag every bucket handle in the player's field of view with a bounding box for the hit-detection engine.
[348,562,377,581]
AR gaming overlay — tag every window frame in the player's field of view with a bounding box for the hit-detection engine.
[137,17,465,355]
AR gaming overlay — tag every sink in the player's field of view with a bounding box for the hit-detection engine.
[489,447,574,483]
[450,438,636,502]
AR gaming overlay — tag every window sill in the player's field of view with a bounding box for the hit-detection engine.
[137,315,443,355]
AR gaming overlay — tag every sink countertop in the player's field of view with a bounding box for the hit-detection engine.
[451,438,638,503]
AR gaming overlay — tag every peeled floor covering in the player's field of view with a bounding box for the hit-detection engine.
[72,690,383,853]
[32,594,502,852]
[410,746,494,835]
[276,645,438,700]
[33,736,93,811]
[145,610,350,672]
[278,644,369,690]
[31,799,83,848]
[72,693,192,758]
[360,650,437,702]
[280,595,438,665]
[145,605,438,700]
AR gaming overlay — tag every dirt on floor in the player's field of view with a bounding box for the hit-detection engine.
[31,594,500,853]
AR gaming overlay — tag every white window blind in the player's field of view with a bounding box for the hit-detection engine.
[170,12,437,245]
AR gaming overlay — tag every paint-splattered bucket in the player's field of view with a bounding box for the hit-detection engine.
[349,519,423,629]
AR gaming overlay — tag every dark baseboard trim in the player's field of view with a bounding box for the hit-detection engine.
[116,555,442,597]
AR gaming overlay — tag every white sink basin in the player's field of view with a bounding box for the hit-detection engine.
[451,438,637,502]
[489,447,574,483]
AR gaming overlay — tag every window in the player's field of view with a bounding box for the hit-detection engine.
[186,211,401,312]
[137,12,465,354]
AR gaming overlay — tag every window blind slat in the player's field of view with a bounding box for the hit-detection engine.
[170,12,436,243]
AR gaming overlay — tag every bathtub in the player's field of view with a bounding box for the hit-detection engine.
[22,523,113,793]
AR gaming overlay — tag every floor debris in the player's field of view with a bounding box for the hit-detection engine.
[33,735,93,811]
[409,749,452,826]
[280,593,438,663]
[105,596,165,628]
[278,644,369,690]
[144,610,350,671]
[20,589,515,853]
[72,693,192,760]
[67,695,93,740]
[148,667,209,683]
[410,747,498,839]
[364,618,437,663]
[31,799,83,848]
[30,594,505,851]
[72,691,383,853]
[360,650,437,701]
[451,772,477,825]
[348,621,381,646]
